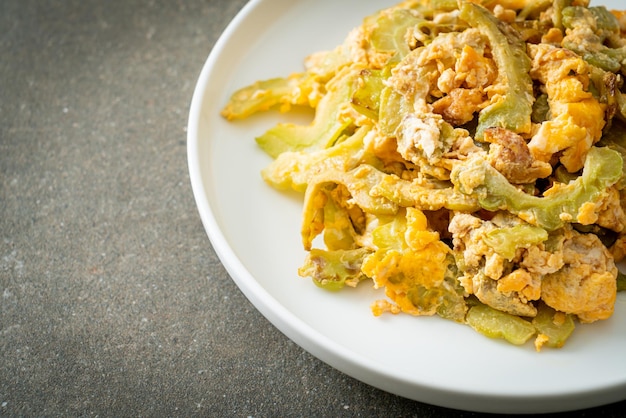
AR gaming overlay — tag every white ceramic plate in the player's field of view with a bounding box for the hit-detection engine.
[188,0,626,413]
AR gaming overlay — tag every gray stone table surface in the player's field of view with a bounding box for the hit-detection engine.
[1,0,625,416]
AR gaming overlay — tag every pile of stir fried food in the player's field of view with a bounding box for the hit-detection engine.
[221,0,626,350]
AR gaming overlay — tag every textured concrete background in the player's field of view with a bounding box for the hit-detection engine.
[0,0,624,416]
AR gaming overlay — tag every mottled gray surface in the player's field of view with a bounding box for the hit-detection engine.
[0,1,624,416]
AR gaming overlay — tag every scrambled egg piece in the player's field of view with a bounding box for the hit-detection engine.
[541,228,618,323]
[577,186,626,232]
[449,212,545,317]
[388,28,494,115]
[527,44,606,173]
[484,127,551,184]
[364,208,458,317]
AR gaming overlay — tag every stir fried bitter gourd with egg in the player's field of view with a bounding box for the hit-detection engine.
[221,0,626,350]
